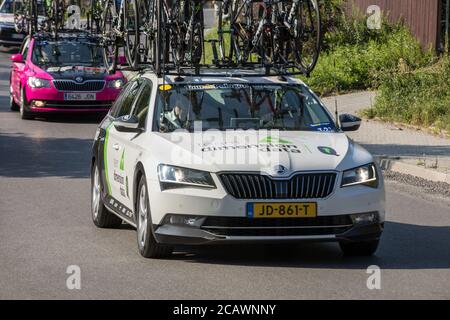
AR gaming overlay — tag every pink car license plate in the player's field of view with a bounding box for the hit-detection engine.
[64,93,96,101]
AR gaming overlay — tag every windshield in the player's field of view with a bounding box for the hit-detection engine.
[32,40,104,68]
[1,0,45,14]
[0,0,13,13]
[154,83,336,132]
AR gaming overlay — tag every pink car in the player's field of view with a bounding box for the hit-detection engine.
[9,32,126,120]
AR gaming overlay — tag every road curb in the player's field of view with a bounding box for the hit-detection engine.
[376,156,450,184]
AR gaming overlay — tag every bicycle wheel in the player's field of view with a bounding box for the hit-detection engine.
[88,0,103,33]
[155,0,169,75]
[29,0,39,33]
[49,0,64,36]
[101,0,119,73]
[229,0,253,64]
[138,0,157,66]
[124,0,140,69]
[296,0,321,74]
[188,5,204,66]
[169,0,187,67]
[13,0,27,34]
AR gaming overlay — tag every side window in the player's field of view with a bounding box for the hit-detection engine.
[131,81,152,128]
[109,82,131,118]
[116,79,141,117]
[110,80,141,118]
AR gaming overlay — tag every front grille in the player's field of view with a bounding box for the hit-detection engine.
[219,172,337,199]
[53,80,105,92]
[201,215,353,237]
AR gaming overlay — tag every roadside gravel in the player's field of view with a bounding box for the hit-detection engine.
[383,170,450,198]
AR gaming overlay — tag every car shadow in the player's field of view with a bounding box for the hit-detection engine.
[32,113,106,124]
[0,132,92,178]
[170,221,450,270]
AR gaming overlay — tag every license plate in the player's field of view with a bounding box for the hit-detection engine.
[247,202,317,218]
[64,93,96,101]
[12,34,25,39]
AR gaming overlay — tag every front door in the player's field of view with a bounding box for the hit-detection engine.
[104,79,142,217]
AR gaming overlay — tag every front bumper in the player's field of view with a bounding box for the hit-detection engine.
[154,216,384,245]
[24,86,120,113]
[29,100,113,113]
[146,168,385,245]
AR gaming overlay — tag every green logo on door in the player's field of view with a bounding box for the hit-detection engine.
[120,149,125,170]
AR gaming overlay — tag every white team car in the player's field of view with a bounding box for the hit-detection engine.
[91,70,385,258]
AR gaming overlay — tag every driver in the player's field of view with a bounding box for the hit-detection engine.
[162,92,191,130]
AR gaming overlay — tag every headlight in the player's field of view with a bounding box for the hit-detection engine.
[341,163,378,188]
[28,77,51,88]
[108,78,125,89]
[158,164,216,190]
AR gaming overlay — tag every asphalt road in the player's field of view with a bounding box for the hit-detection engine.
[0,49,449,300]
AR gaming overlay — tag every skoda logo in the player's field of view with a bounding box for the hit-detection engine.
[75,77,83,83]
[273,165,287,175]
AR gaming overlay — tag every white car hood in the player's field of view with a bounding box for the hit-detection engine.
[151,131,373,175]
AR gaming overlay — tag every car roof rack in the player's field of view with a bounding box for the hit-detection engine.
[33,29,101,42]
[130,62,306,79]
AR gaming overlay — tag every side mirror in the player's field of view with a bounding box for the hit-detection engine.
[339,114,361,132]
[11,54,24,63]
[118,55,126,65]
[113,115,141,132]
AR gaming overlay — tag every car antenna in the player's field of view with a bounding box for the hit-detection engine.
[333,57,340,129]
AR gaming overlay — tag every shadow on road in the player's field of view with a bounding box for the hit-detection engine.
[1,100,106,124]
[362,144,450,158]
[0,46,19,54]
[170,221,450,270]
[0,132,92,178]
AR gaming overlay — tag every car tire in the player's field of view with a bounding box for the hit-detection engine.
[91,161,123,228]
[10,77,19,111]
[20,89,34,120]
[339,240,380,256]
[10,91,19,111]
[136,175,173,259]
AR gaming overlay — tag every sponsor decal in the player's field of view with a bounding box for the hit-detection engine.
[107,197,133,218]
[259,136,292,144]
[309,123,334,132]
[317,146,339,156]
[186,83,249,91]
[201,142,301,154]
[114,171,125,185]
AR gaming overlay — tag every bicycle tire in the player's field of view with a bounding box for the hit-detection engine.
[124,0,140,69]
[13,0,26,34]
[297,0,321,75]
[136,0,154,66]
[101,0,119,73]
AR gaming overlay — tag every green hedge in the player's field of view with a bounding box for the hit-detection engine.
[302,21,434,95]
[363,57,450,133]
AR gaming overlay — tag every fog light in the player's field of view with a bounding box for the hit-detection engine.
[166,215,205,227]
[351,212,378,225]
[33,100,46,108]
